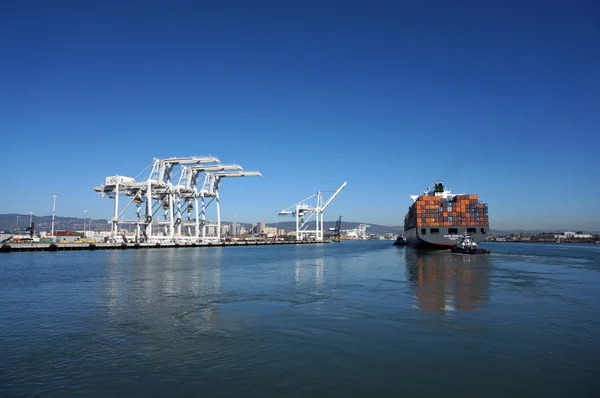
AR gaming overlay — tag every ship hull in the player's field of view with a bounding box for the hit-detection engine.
[405,226,488,249]
[393,235,407,246]
[450,246,490,254]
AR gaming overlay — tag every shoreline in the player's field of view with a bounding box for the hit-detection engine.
[1,240,329,253]
[486,240,599,244]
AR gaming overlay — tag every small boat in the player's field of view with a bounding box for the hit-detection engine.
[393,235,408,246]
[450,234,490,254]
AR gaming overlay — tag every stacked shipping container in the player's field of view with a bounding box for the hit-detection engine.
[410,194,489,228]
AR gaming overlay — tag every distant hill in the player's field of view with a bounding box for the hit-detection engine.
[267,221,402,235]
[0,213,111,233]
[0,213,402,235]
[3,214,595,235]
[489,229,600,234]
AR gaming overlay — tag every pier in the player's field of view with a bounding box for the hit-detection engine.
[1,240,327,253]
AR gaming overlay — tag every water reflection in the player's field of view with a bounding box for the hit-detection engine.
[316,258,324,287]
[104,248,223,313]
[106,250,122,315]
[405,249,490,312]
[295,257,326,287]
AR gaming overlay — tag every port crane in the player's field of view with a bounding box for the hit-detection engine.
[325,215,342,242]
[278,182,347,241]
[93,156,261,243]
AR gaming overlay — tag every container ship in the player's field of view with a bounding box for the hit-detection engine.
[404,182,489,249]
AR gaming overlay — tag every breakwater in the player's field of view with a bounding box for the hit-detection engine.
[1,240,326,253]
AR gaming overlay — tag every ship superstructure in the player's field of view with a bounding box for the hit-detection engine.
[404,182,489,248]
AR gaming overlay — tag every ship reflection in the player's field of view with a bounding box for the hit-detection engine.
[405,249,490,312]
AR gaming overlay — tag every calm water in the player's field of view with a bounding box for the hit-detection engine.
[1,241,599,397]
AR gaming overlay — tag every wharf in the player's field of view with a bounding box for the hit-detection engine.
[1,240,326,253]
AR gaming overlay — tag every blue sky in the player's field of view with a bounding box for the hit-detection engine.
[1,0,599,231]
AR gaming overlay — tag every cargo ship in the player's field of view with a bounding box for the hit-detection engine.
[404,182,489,249]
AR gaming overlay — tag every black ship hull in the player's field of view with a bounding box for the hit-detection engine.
[450,246,490,254]
[393,235,408,246]
[405,226,488,249]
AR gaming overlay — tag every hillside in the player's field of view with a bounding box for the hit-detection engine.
[0,213,111,233]
[0,214,402,235]
[267,221,402,235]
[4,214,596,236]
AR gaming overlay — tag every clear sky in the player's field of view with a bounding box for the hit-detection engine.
[1,0,599,231]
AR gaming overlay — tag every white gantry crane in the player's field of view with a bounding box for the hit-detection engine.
[344,224,371,240]
[278,182,347,241]
[93,156,261,243]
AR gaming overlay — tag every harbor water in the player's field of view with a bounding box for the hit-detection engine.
[1,241,599,396]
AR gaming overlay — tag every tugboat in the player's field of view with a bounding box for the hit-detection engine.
[393,234,408,246]
[450,234,490,255]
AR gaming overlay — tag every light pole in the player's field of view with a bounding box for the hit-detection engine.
[51,194,60,241]
[16,216,21,233]
[84,209,87,236]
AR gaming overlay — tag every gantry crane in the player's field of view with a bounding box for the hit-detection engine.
[93,156,261,243]
[325,215,342,242]
[278,182,346,241]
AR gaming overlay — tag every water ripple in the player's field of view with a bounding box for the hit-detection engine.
[1,242,599,396]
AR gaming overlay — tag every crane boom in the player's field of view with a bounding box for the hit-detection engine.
[276,181,346,242]
[321,182,347,212]
[215,171,262,178]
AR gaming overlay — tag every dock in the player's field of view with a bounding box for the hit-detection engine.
[1,240,327,253]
